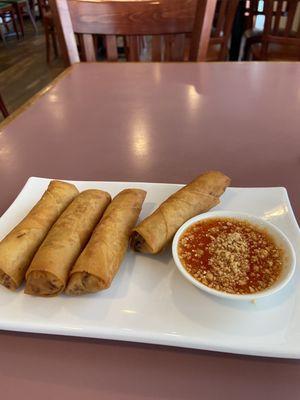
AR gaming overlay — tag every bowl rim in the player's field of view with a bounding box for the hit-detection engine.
[172,210,296,301]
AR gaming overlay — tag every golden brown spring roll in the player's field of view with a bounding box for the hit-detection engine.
[25,189,111,296]
[65,189,146,295]
[130,171,230,254]
[0,180,79,290]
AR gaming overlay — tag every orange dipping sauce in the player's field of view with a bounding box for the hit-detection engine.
[178,218,283,295]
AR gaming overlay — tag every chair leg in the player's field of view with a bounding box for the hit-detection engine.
[0,17,7,46]
[13,4,23,37]
[25,0,38,33]
[28,0,36,18]
[0,94,9,118]
[45,25,51,63]
[3,16,10,33]
[51,29,58,57]
[10,10,20,40]
[37,2,42,19]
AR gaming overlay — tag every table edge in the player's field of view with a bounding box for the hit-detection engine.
[0,66,73,130]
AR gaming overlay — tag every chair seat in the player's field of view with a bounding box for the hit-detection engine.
[251,42,300,61]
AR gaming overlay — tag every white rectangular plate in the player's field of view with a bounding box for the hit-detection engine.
[0,177,299,358]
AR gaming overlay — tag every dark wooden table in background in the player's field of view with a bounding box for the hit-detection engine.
[0,62,299,399]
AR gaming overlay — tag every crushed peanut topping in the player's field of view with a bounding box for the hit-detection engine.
[178,218,283,295]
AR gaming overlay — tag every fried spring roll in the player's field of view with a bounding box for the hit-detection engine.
[0,180,79,290]
[130,171,231,254]
[65,189,146,295]
[25,189,111,296]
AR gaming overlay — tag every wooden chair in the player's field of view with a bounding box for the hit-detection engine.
[38,0,59,62]
[0,1,19,42]
[0,93,9,118]
[247,0,300,60]
[207,0,239,61]
[50,0,218,64]
[2,0,37,36]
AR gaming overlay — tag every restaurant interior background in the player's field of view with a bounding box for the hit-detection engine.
[0,0,300,122]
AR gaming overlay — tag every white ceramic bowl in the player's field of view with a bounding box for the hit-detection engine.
[172,211,296,301]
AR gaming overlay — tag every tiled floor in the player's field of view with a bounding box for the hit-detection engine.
[0,20,65,122]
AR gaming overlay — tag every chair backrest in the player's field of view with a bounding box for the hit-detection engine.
[51,0,217,64]
[211,0,239,60]
[261,0,300,57]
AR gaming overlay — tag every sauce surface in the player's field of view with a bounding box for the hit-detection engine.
[178,217,283,295]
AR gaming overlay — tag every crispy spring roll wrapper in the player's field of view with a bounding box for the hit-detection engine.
[130,171,231,254]
[65,189,146,295]
[25,189,111,296]
[0,180,79,290]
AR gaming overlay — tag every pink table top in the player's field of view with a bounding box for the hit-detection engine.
[0,62,300,399]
